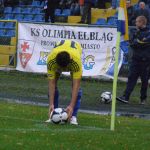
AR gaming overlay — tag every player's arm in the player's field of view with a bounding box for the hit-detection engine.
[66,79,81,119]
[47,65,57,117]
[143,32,150,43]
[47,68,60,118]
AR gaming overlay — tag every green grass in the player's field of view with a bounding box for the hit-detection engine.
[0,71,150,149]
[0,70,150,110]
[0,101,150,150]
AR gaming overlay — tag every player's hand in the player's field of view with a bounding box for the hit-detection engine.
[65,105,73,120]
[48,104,54,118]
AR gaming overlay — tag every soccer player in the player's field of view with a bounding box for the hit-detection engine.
[47,39,82,125]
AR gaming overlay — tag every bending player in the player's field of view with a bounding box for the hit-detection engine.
[47,39,82,125]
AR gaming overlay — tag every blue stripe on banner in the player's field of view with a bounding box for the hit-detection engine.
[117,20,125,35]
[106,48,122,76]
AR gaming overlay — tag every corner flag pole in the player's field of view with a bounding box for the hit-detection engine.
[110,31,121,131]
[110,0,128,131]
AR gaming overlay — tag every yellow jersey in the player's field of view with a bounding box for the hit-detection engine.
[47,40,82,79]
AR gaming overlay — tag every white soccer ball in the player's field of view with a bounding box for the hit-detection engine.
[50,108,68,124]
[101,91,112,103]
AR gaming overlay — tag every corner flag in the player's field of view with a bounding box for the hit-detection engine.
[110,0,129,131]
[117,0,129,41]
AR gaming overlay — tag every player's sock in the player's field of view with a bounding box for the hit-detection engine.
[72,88,82,117]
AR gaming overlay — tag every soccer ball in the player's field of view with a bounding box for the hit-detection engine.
[101,91,112,103]
[50,108,68,124]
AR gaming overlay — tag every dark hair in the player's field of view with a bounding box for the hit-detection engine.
[56,51,70,67]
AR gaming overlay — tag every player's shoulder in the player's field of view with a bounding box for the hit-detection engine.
[55,39,81,47]
[47,48,57,63]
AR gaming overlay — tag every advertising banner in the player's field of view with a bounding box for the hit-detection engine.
[16,23,123,78]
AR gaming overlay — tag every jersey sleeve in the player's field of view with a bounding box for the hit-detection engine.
[72,71,82,79]
[47,68,56,80]
[71,60,82,79]
[47,52,57,80]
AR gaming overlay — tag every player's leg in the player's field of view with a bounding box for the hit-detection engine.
[70,88,82,125]
[124,61,139,100]
[48,87,59,108]
[69,72,82,125]
[140,63,150,104]
[54,86,59,108]
[117,60,139,103]
[48,72,61,108]
[53,72,61,108]
[72,88,82,117]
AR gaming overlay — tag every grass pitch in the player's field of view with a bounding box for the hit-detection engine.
[0,71,150,149]
[1,101,150,150]
[0,70,150,110]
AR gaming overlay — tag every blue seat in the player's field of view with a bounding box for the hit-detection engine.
[33,15,44,22]
[107,17,117,26]
[4,14,14,20]
[32,8,41,14]
[4,22,15,29]
[14,14,24,21]
[40,1,44,7]
[4,7,12,13]
[55,9,61,16]
[32,1,41,7]
[22,8,32,14]
[95,18,107,25]
[23,15,33,21]
[5,30,15,37]
[62,9,71,16]
[0,29,6,36]
[0,22,5,28]
[19,1,32,5]
[13,7,22,14]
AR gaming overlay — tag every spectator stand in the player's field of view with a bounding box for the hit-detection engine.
[55,8,71,23]
[91,8,117,24]
[0,20,17,68]
[0,0,46,68]
[1,0,45,22]
[0,0,142,69]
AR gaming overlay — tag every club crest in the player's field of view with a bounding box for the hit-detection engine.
[18,40,35,68]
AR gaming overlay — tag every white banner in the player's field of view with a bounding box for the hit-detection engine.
[16,23,123,78]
